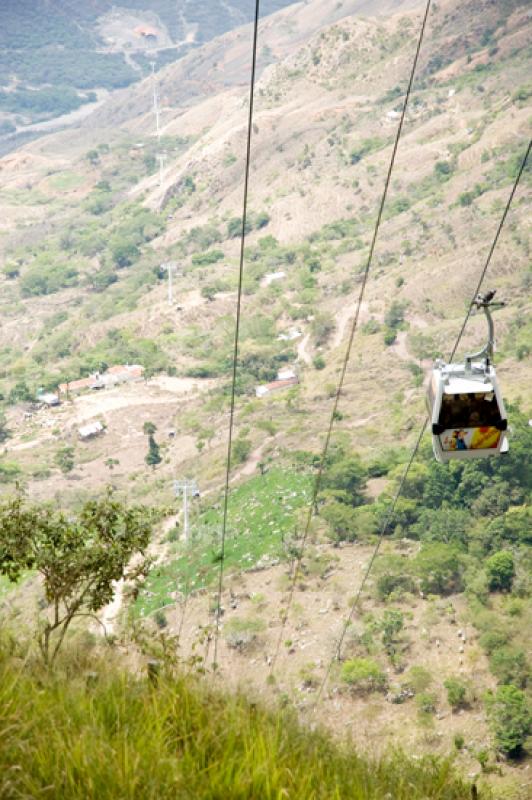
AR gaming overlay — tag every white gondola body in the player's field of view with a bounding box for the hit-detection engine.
[426,361,508,463]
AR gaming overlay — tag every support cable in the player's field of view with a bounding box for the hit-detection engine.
[449,138,531,362]
[270,0,433,674]
[212,0,261,668]
[314,137,531,706]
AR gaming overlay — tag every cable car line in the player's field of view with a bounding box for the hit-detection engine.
[449,138,531,363]
[212,0,262,669]
[313,137,531,706]
[269,0,434,676]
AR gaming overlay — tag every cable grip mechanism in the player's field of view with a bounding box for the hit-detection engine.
[464,289,505,372]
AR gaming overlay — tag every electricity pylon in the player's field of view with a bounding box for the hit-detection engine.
[174,479,199,543]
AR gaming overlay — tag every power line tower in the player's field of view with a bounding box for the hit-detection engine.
[150,61,160,140]
[161,261,178,305]
[174,479,199,544]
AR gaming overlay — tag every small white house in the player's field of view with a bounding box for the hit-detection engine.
[78,421,105,441]
[255,367,299,398]
[278,328,302,342]
[263,270,286,286]
[277,367,297,382]
[38,393,60,407]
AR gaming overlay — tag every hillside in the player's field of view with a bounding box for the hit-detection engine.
[0,0,531,797]
[0,0,298,136]
[0,635,480,800]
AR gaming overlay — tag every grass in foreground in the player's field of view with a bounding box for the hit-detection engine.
[0,641,483,800]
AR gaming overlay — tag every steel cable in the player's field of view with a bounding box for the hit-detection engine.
[212,0,262,668]
[313,137,531,705]
[269,0,434,675]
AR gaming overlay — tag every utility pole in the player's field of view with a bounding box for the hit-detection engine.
[161,261,178,305]
[150,61,160,141]
[174,479,199,544]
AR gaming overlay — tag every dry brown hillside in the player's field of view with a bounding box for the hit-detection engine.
[0,2,531,796]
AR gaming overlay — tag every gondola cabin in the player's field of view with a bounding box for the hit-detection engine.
[427,360,508,462]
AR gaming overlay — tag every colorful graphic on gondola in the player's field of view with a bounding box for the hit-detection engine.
[440,426,501,452]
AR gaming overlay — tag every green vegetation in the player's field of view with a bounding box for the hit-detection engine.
[0,492,153,665]
[341,657,387,693]
[444,677,468,710]
[135,467,312,615]
[349,137,386,164]
[224,615,266,651]
[0,639,479,800]
[485,684,532,756]
[486,551,515,591]
[55,445,75,474]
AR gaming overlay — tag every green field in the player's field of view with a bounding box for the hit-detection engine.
[135,467,313,617]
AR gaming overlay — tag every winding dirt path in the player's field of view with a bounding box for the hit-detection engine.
[297,333,312,365]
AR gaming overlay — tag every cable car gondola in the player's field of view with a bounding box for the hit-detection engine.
[426,291,508,463]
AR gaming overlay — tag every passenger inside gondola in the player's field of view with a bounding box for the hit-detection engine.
[439,392,502,429]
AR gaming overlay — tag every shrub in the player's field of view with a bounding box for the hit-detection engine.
[383,328,396,346]
[0,461,22,483]
[232,437,252,465]
[405,666,433,694]
[341,658,387,693]
[413,544,464,596]
[486,684,531,757]
[110,240,140,268]
[224,617,265,651]
[376,571,415,600]
[311,312,335,346]
[0,413,9,443]
[416,692,437,714]
[20,262,79,296]
[321,501,359,542]
[479,629,510,655]
[489,647,529,688]
[313,355,326,370]
[154,610,168,629]
[434,160,453,180]
[486,551,515,591]
[380,609,404,652]
[191,249,224,266]
[444,678,467,710]
[227,217,252,238]
[361,318,380,335]
[55,446,74,474]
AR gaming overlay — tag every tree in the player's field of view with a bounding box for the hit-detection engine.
[145,434,162,468]
[0,492,153,665]
[341,658,387,693]
[486,550,515,591]
[489,647,529,688]
[111,240,140,268]
[143,421,157,436]
[232,436,252,465]
[55,445,75,474]
[86,149,100,165]
[485,684,531,757]
[201,285,218,302]
[0,412,9,443]
[380,609,404,653]
[227,216,251,238]
[384,300,406,330]
[444,677,467,710]
[311,312,335,346]
[413,543,464,595]
[321,456,366,507]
